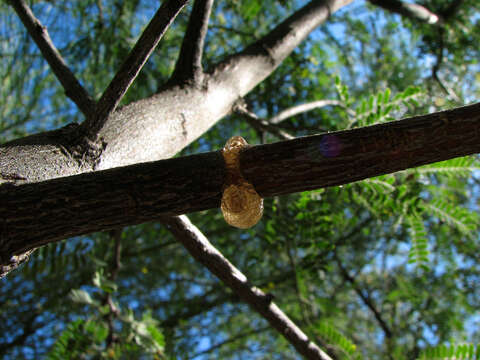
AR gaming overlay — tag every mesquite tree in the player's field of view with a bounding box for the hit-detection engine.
[1,0,479,359]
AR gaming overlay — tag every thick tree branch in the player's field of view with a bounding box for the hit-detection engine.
[1,0,352,182]
[212,0,353,97]
[8,0,96,118]
[85,0,190,138]
[1,102,479,271]
[170,0,214,85]
[368,0,443,25]
[163,215,332,360]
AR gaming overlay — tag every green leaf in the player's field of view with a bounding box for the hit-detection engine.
[69,289,97,306]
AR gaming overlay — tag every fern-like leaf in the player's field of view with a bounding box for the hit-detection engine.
[316,322,361,359]
[412,157,480,178]
[417,343,479,359]
[423,199,478,236]
[407,214,430,271]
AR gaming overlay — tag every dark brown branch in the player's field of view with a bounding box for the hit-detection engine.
[233,101,294,140]
[188,326,270,359]
[8,0,96,118]
[105,229,122,348]
[85,0,190,138]
[163,215,332,360]
[242,102,480,197]
[1,102,480,273]
[161,292,234,328]
[368,0,443,25]
[170,0,214,84]
[431,34,461,103]
[440,0,465,21]
[335,257,393,339]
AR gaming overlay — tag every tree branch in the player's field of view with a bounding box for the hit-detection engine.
[105,229,122,348]
[368,0,443,25]
[85,0,190,139]
[270,100,354,124]
[233,101,294,140]
[1,102,479,271]
[170,0,214,85]
[1,0,353,182]
[335,256,393,339]
[431,34,461,103]
[211,0,353,97]
[163,215,332,360]
[8,0,96,118]
[188,326,270,359]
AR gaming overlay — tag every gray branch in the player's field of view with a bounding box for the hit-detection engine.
[163,215,332,360]
[368,0,443,25]
[8,0,96,118]
[211,0,354,98]
[1,102,479,274]
[85,0,190,138]
[170,0,214,84]
[270,100,355,124]
[1,0,353,183]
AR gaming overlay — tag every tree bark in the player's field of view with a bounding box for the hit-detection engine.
[0,0,352,184]
[1,102,479,273]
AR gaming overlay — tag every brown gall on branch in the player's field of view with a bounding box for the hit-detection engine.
[0,102,479,275]
[221,136,264,229]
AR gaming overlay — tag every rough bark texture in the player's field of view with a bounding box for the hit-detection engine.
[242,102,480,196]
[0,151,224,262]
[86,0,190,138]
[0,0,352,185]
[1,102,479,269]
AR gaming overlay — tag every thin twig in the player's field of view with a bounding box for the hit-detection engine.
[335,256,393,339]
[368,0,443,25]
[170,0,214,84]
[105,228,122,349]
[9,0,96,118]
[163,215,332,360]
[431,30,461,103]
[86,0,190,138]
[188,326,270,359]
[270,100,355,124]
[233,101,294,140]
[440,0,465,21]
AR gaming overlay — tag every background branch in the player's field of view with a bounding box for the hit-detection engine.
[85,0,190,138]
[1,102,479,267]
[431,35,461,103]
[368,0,443,25]
[170,0,214,84]
[335,256,393,339]
[234,101,294,140]
[270,99,355,124]
[163,215,332,360]
[9,0,96,118]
